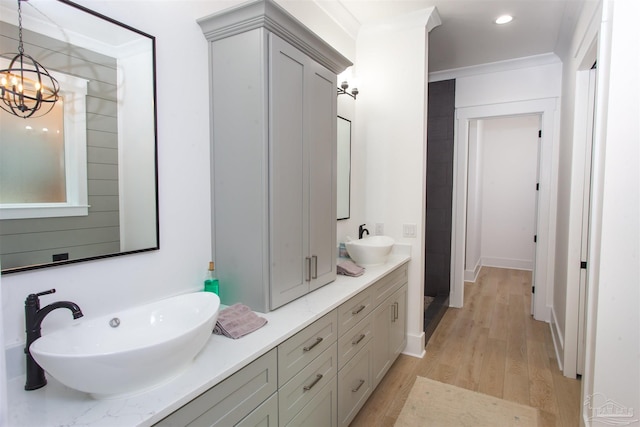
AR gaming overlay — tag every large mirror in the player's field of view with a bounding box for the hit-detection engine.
[0,0,158,273]
[337,116,351,220]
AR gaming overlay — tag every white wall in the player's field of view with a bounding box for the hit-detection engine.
[1,0,356,377]
[479,115,539,270]
[454,60,562,108]
[118,45,157,251]
[355,7,440,357]
[582,0,640,423]
[336,77,359,242]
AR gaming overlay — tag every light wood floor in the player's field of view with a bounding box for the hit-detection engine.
[350,267,581,427]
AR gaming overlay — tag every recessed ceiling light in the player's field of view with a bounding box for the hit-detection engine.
[495,15,513,25]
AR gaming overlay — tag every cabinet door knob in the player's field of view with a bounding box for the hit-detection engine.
[303,337,323,352]
[303,374,323,392]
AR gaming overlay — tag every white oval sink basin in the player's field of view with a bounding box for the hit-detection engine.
[345,235,395,266]
[30,292,220,399]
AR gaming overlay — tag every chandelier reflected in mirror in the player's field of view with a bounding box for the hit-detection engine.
[0,0,60,118]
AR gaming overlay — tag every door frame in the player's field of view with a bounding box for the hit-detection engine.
[558,45,598,379]
[450,98,559,322]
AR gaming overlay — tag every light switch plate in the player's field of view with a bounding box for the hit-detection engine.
[403,223,417,238]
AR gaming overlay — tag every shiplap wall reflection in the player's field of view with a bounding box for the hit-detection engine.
[0,23,120,270]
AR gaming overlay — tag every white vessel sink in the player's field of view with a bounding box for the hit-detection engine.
[30,292,220,399]
[345,235,395,266]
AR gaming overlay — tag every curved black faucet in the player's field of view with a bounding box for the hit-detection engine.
[24,289,83,391]
[359,224,370,239]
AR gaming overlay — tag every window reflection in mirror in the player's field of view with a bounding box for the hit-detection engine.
[1,103,67,204]
[337,116,351,220]
[0,0,159,274]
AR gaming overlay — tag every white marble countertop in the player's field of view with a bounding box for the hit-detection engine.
[7,249,410,427]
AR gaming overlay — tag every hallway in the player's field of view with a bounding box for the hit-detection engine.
[351,267,581,427]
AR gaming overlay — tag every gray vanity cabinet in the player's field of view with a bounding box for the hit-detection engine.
[198,0,352,313]
[335,264,408,426]
[154,264,408,427]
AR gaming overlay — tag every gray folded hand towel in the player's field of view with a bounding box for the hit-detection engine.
[337,260,365,277]
[213,303,268,339]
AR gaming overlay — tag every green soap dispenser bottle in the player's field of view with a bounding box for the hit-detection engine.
[204,261,219,295]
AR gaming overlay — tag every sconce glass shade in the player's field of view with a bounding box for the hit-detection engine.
[337,80,358,100]
[1,52,60,118]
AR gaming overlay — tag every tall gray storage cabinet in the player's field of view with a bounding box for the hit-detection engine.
[198,0,352,312]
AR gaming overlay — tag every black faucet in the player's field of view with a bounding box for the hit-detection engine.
[24,289,83,391]
[359,224,370,239]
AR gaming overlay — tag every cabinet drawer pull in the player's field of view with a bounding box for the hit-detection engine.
[394,302,399,321]
[303,374,323,392]
[351,379,365,393]
[311,255,318,279]
[352,333,366,346]
[305,257,312,282]
[303,337,323,352]
[352,305,366,315]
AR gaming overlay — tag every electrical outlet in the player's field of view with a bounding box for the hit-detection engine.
[403,223,417,238]
[375,223,384,235]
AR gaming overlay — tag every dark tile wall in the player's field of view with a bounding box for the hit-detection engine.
[425,79,455,298]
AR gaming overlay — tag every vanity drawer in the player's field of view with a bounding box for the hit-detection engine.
[278,310,337,385]
[371,265,408,308]
[236,392,278,427]
[154,348,277,427]
[279,343,338,426]
[337,287,373,336]
[338,341,372,427]
[337,315,372,369]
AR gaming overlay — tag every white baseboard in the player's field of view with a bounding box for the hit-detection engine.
[464,262,482,282]
[403,331,426,358]
[481,257,533,271]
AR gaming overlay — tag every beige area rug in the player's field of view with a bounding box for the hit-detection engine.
[395,377,539,427]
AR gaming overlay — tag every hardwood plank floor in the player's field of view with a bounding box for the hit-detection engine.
[350,267,581,427]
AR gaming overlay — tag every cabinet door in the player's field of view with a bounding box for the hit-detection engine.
[389,285,408,361]
[269,33,309,309]
[307,59,337,292]
[371,283,408,388]
[371,299,392,387]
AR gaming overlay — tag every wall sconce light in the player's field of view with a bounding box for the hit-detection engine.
[337,81,358,100]
[0,0,60,118]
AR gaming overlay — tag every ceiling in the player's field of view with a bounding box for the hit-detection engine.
[332,0,584,72]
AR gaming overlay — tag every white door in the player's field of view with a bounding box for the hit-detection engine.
[577,67,597,375]
[531,119,542,317]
